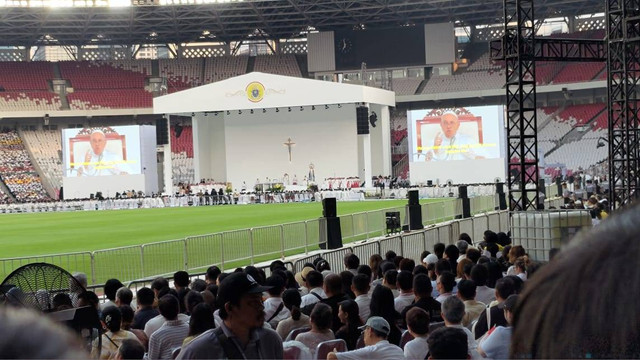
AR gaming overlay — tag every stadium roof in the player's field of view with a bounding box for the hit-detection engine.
[0,0,604,47]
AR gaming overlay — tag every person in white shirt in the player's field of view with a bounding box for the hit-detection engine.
[404,307,430,360]
[382,270,400,298]
[471,265,496,305]
[294,266,315,296]
[435,272,456,303]
[441,296,480,359]
[352,274,371,322]
[394,271,415,313]
[327,317,404,360]
[300,270,326,308]
[513,258,528,282]
[263,275,291,329]
[478,294,517,359]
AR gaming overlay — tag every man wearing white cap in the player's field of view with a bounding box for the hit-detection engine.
[327,316,404,360]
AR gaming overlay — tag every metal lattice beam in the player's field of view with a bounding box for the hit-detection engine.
[606,0,640,209]
[504,0,539,211]
[0,0,606,47]
[491,37,607,61]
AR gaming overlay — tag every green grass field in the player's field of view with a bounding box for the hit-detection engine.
[0,199,459,284]
[0,199,421,258]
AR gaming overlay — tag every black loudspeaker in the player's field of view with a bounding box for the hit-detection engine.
[408,205,423,230]
[496,182,507,210]
[408,190,419,206]
[156,118,169,145]
[356,106,369,135]
[320,217,343,250]
[458,185,471,218]
[322,197,337,218]
[427,180,433,187]
[385,211,401,234]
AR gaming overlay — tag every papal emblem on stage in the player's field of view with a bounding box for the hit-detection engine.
[246,81,265,102]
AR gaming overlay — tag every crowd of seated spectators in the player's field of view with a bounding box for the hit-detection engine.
[5,218,618,359]
[0,130,51,203]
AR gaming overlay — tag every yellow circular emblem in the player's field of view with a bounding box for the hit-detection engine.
[246,82,265,102]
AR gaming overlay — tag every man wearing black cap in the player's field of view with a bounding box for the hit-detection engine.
[327,316,404,360]
[178,273,283,359]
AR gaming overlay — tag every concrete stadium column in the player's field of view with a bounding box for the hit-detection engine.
[380,105,392,176]
[162,143,172,194]
[358,134,372,187]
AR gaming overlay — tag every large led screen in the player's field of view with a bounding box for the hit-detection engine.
[62,126,142,177]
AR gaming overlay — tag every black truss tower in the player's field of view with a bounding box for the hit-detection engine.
[504,0,539,211]
[607,0,640,209]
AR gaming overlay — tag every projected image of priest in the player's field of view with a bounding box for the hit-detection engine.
[425,112,486,161]
[77,130,130,176]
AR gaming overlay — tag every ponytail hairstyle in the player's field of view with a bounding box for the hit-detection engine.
[282,289,302,321]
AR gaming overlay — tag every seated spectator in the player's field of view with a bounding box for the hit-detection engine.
[478,294,517,359]
[184,290,203,316]
[444,245,460,271]
[335,299,364,350]
[470,265,495,305]
[473,277,516,340]
[294,266,315,296]
[205,265,221,285]
[456,258,472,280]
[513,257,527,281]
[435,271,456,303]
[264,275,290,329]
[427,327,469,359]
[300,270,325,308]
[394,271,414,314]
[369,254,383,282]
[441,296,479,358]
[276,289,310,340]
[327,316,404,360]
[434,243,445,259]
[401,273,443,327]
[120,305,149,350]
[190,279,207,292]
[344,253,360,275]
[52,293,73,311]
[70,272,88,307]
[173,271,191,292]
[101,279,124,311]
[302,273,348,334]
[404,307,430,360]
[295,303,334,357]
[132,287,158,330]
[382,269,399,297]
[145,289,189,338]
[0,306,87,358]
[457,280,486,329]
[116,339,145,360]
[182,303,215,347]
[506,246,526,275]
[92,306,140,359]
[457,240,470,262]
[351,274,371,322]
[148,294,189,360]
[340,271,356,299]
[178,272,283,359]
[369,285,401,346]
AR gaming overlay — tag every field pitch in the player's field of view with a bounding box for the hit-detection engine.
[0,199,434,259]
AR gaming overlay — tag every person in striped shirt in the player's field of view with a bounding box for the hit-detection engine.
[148,294,189,360]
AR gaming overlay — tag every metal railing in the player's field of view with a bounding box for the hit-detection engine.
[291,210,510,273]
[0,197,494,286]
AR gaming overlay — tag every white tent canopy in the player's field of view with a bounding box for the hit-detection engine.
[154,72,395,191]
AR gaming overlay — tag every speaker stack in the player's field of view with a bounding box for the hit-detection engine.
[320,198,343,249]
[156,118,169,145]
[408,190,424,230]
[459,185,471,218]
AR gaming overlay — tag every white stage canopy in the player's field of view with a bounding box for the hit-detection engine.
[154,72,395,191]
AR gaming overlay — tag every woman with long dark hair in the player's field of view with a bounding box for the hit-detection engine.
[335,299,363,350]
[369,285,402,346]
[276,289,310,340]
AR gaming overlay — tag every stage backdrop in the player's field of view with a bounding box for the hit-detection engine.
[193,104,359,190]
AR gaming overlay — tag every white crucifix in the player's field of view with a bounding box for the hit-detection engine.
[284,137,296,162]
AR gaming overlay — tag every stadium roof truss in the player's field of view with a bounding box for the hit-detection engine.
[0,0,604,47]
